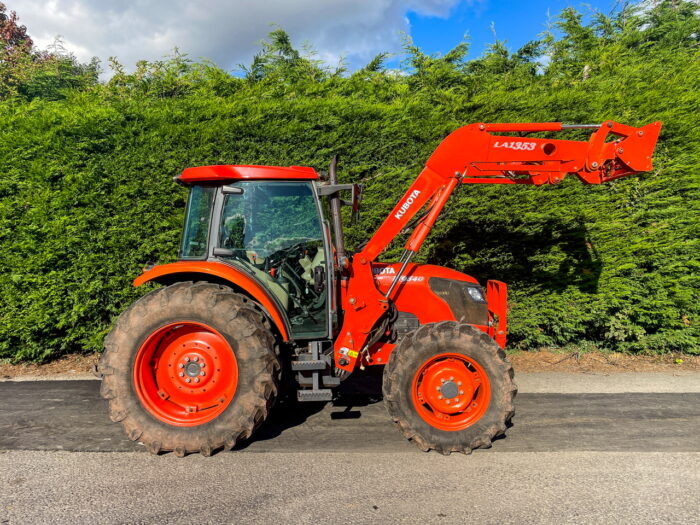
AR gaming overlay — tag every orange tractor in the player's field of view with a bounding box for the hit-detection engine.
[99,120,661,456]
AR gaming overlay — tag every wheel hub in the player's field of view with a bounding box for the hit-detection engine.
[411,353,491,431]
[439,380,459,399]
[171,344,215,388]
[185,361,202,377]
[419,360,475,414]
[133,322,238,427]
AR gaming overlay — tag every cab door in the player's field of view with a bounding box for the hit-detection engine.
[212,181,331,339]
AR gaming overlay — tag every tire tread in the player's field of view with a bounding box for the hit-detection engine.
[383,321,517,454]
[98,281,280,457]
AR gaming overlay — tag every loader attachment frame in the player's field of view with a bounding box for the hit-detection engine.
[333,120,661,372]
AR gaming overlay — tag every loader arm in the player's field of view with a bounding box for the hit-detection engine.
[333,120,661,372]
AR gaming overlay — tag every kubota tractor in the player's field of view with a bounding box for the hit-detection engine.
[98,120,661,456]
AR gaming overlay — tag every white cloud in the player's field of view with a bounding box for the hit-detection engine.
[11,0,465,74]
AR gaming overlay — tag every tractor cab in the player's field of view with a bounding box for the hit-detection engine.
[177,165,336,339]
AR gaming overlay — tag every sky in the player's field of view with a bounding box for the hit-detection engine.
[9,0,624,75]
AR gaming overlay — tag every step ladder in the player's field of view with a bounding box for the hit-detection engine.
[292,341,338,402]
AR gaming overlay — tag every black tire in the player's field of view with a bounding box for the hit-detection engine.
[383,321,516,455]
[98,281,280,456]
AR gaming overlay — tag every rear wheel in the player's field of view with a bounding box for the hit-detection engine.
[98,282,280,456]
[383,322,516,454]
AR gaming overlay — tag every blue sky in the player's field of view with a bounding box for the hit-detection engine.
[13,0,629,75]
[408,1,623,60]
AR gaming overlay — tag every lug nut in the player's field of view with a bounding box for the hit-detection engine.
[186,378,191,383]
[200,362,205,368]
[179,372,184,377]
[178,363,184,369]
[195,378,200,383]
[457,381,462,386]
[200,371,206,376]
[459,390,464,395]
[184,357,190,362]
[436,387,441,391]
[455,398,460,403]
[193,357,199,362]
[450,376,454,381]
[441,378,446,383]
[438,395,443,400]
[446,400,451,405]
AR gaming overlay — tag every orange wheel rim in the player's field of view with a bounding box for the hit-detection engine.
[411,352,490,431]
[133,322,238,427]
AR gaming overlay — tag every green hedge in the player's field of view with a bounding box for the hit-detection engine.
[0,2,697,360]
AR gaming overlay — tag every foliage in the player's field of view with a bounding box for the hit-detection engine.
[0,1,697,361]
[0,3,99,100]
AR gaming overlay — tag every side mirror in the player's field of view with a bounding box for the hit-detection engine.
[313,265,325,293]
[317,182,362,214]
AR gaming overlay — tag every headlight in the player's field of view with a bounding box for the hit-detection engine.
[466,286,485,302]
[429,277,489,325]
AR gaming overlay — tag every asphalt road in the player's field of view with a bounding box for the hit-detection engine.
[1,375,699,524]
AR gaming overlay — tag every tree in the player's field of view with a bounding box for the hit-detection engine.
[0,1,31,95]
[0,2,32,53]
[0,2,98,100]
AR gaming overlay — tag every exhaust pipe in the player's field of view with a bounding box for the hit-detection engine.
[328,156,347,268]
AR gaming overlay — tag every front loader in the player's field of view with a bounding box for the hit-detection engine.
[98,120,661,456]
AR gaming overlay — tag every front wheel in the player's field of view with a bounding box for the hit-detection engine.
[383,322,516,454]
[98,282,280,456]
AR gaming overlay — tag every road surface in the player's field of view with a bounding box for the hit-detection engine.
[1,373,698,524]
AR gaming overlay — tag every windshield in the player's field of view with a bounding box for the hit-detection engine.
[180,186,215,259]
[218,181,327,338]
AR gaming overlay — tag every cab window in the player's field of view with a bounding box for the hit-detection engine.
[180,186,215,259]
[218,181,327,338]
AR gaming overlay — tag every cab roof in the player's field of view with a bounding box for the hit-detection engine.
[178,165,319,183]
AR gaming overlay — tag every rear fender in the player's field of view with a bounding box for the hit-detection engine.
[133,261,290,341]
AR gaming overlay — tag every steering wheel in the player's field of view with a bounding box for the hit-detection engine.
[265,240,323,302]
[263,239,312,268]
